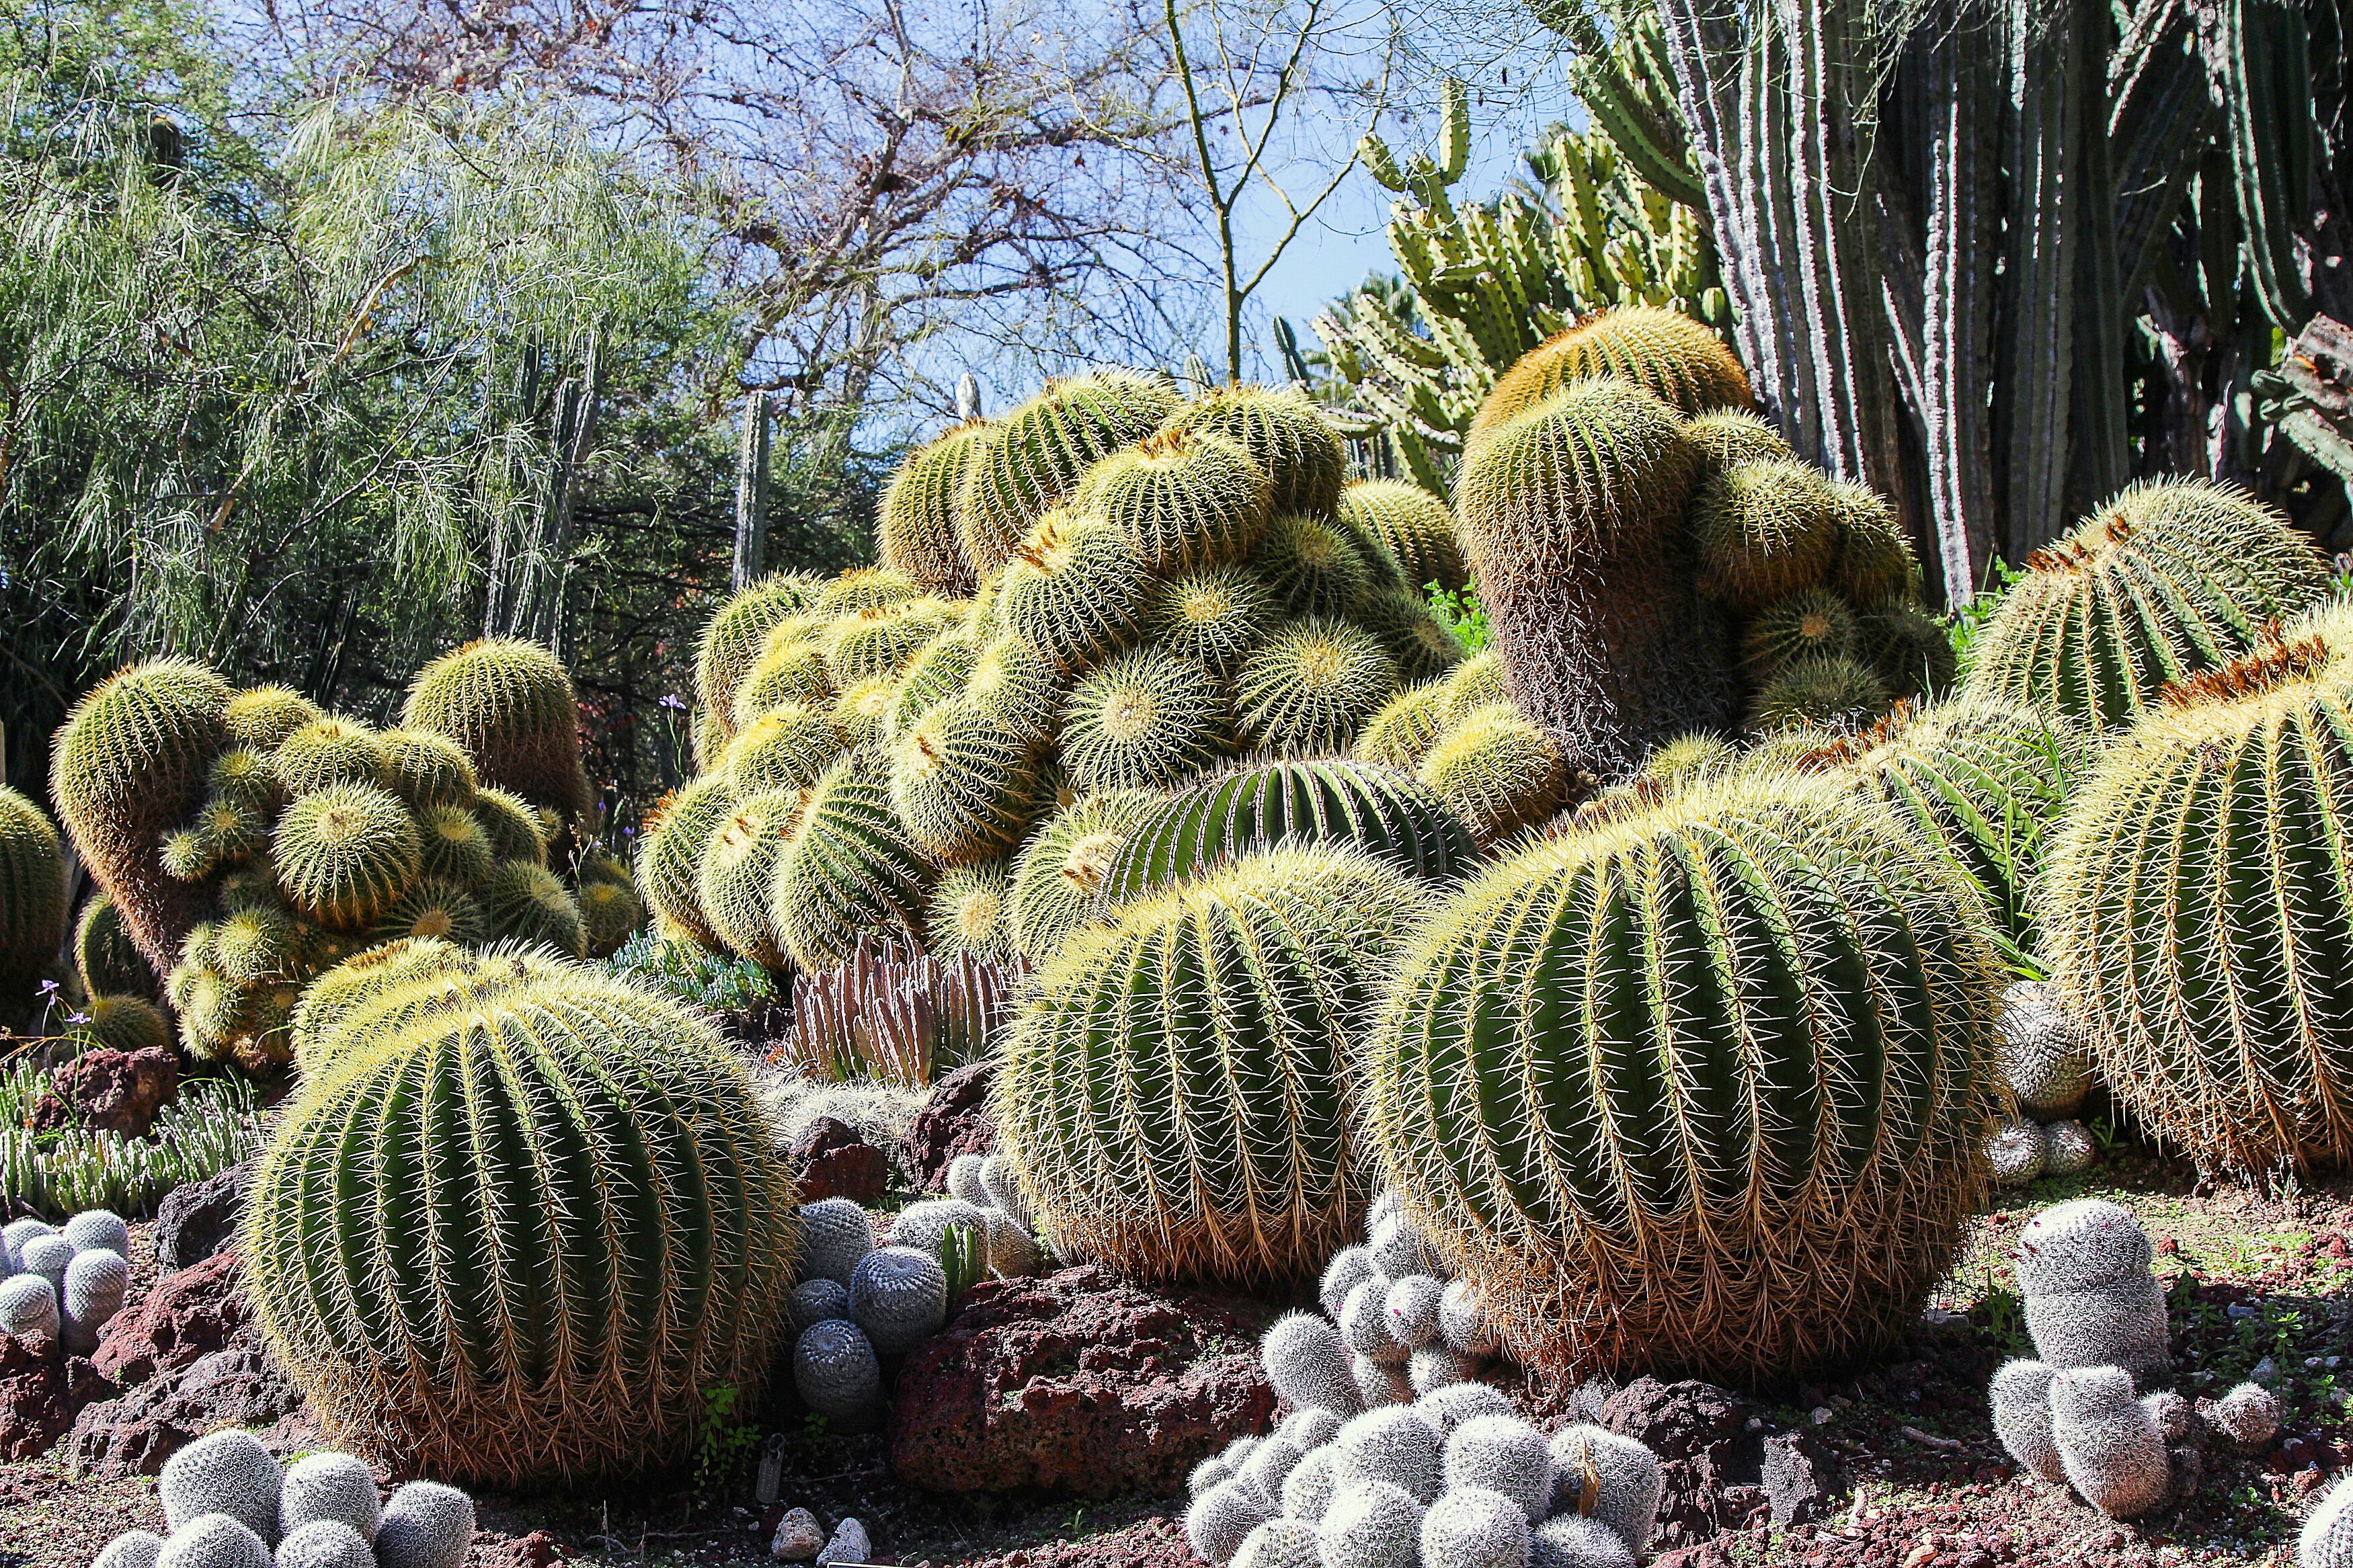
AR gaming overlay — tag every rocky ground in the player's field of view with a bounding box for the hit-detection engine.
[0,1142,2344,1568]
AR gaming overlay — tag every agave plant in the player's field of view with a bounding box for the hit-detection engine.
[774,935,1024,1085]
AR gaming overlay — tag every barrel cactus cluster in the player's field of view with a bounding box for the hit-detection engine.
[44,642,643,1072]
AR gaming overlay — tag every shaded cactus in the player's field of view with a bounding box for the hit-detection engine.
[1367,774,2002,1380]
[482,862,587,958]
[378,731,478,814]
[1337,481,1466,593]
[1989,1357,2066,1484]
[224,686,325,752]
[1683,409,1794,472]
[1740,589,1857,679]
[1689,459,1845,614]
[1070,428,1272,575]
[995,844,1432,1284]
[1353,589,1470,686]
[75,894,157,1002]
[1236,620,1399,754]
[471,786,549,867]
[1255,513,1372,620]
[958,370,1181,577]
[577,874,645,959]
[0,787,67,999]
[879,420,990,597]
[635,776,735,950]
[2050,1366,2171,1518]
[1161,382,1348,518]
[1749,656,1888,733]
[366,877,486,950]
[1060,650,1234,794]
[695,788,807,967]
[1853,599,1958,702]
[1006,788,1162,962]
[694,575,827,738]
[401,639,589,821]
[1150,567,1279,684]
[1415,704,1566,848]
[1470,306,1753,440]
[1958,479,2332,733]
[888,698,1041,866]
[1356,682,1449,772]
[1829,486,1921,603]
[1987,1116,2047,1188]
[244,963,797,1484]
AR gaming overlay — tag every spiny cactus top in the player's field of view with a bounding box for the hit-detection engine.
[243,963,797,1484]
[400,638,589,820]
[1337,481,1466,594]
[958,370,1181,579]
[1159,382,1348,519]
[1068,428,1273,576]
[879,419,990,597]
[2043,614,2353,1175]
[1470,305,1753,441]
[1099,757,1478,907]
[1367,772,2002,1381]
[996,842,1433,1284]
[1958,478,2332,733]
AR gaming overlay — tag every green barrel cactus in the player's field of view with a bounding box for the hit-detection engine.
[1007,788,1164,962]
[577,873,645,959]
[1415,703,1566,848]
[0,786,67,999]
[1958,479,2333,733]
[1366,773,2002,1381]
[224,685,327,752]
[472,787,549,866]
[996,843,1433,1283]
[272,784,422,932]
[1336,481,1466,593]
[1069,429,1272,575]
[1470,305,1753,442]
[1355,681,1449,772]
[51,659,232,972]
[812,567,924,618]
[832,675,900,751]
[927,858,1017,963]
[378,729,479,813]
[721,705,847,797]
[965,633,1068,747]
[1855,599,1958,703]
[887,696,1041,866]
[1150,567,1278,685]
[1453,376,1725,781]
[1683,409,1794,473]
[400,639,590,821]
[638,776,736,950]
[273,718,389,797]
[1740,589,1858,679]
[1436,651,1508,728]
[1059,650,1234,794]
[75,894,158,1002]
[1099,758,1478,906]
[1829,485,1921,604]
[694,788,807,967]
[64,993,173,1057]
[415,804,495,887]
[996,511,1155,677]
[207,747,283,816]
[694,574,827,738]
[1798,699,2096,970]
[369,876,487,950]
[1160,383,1347,518]
[732,615,834,729]
[1254,513,1372,621]
[288,935,472,1074]
[879,419,990,597]
[769,759,932,971]
[1352,587,1469,686]
[1688,459,1845,615]
[1749,656,1889,733]
[822,597,961,690]
[956,370,1180,578]
[1236,620,1398,755]
[2042,614,2353,1176]
[882,632,981,751]
[243,963,797,1484]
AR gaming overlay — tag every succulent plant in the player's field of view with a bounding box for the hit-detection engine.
[813,567,925,618]
[1683,408,1794,472]
[1853,599,1957,703]
[51,659,232,971]
[1829,487,1921,604]
[996,511,1156,677]
[797,1196,877,1285]
[1236,619,1399,755]
[1006,788,1162,962]
[1337,481,1466,593]
[1070,428,1272,575]
[1187,1477,1278,1567]
[964,632,1068,747]
[378,730,479,814]
[1960,479,2333,733]
[1989,1357,2067,1483]
[1234,1518,1324,1568]
[1748,655,1888,733]
[1529,1514,1634,1568]
[270,784,421,932]
[693,575,828,738]
[694,788,807,967]
[367,876,487,950]
[1546,1425,1661,1553]
[224,686,326,752]
[577,873,645,960]
[1355,1354,1414,1407]
[880,420,991,597]
[91,1531,166,1568]
[155,1516,270,1568]
[1318,1479,1425,1568]
[1256,513,1373,621]
[957,370,1180,577]
[0,787,67,999]
[722,706,848,797]
[2050,1366,2171,1518]
[1441,1415,1553,1523]
[789,1278,851,1331]
[847,1243,949,1353]
[374,1481,476,1568]
[2013,1199,2170,1389]
[161,1428,284,1540]
[735,616,837,726]
[0,1272,57,1338]
[2042,620,2353,1174]
[1421,1486,1531,1568]
[1355,682,1450,772]
[401,639,589,821]
[278,1452,381,1543]
[243,964,797,1483]
[1987,1115,2047,1188]
[1740,589,1858,679]
[1415,704,1566,849]
[881,632,982,748]
[776,936,1016,1083]
[1058,651,1234,795]
[1367,774,2001,1381]
[482,862,587,957]
[1262,1311,1365,1418]
[275,1522,373,1568]
[794,1317,887,1432]
[1689,459,1846,614]
[74,894,157,1003]
[1283,1446,1339,1521]
[824,599,963,692]
[1162,383,1348,518]
[1453,378,1726,781]
[2301,1474,2353,1567]
[1332,1407,1444,1503]
[61,1246,128,1354]
[770,761,934,971]
[2210,1380,2283,1449]
[1435,654,1508,729]
[1149,567,1279,685]
[888,698,1042,866]
[269,717,387,799]
[1470,306,1753,439]
[635,776,736,950]
[1342,1277,1408,1364]
[471,786,549,866]
[996,844,1431,1284]
[927,858,1017,962]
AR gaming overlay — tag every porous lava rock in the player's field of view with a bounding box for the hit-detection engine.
[793,1116,891,1205]
[905,1058,998,1191]
[889,1264,1278,1497]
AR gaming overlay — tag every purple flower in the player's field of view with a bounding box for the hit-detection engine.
[65,1012,90,1026]
[658,694,688,711]
[36,979,57,997]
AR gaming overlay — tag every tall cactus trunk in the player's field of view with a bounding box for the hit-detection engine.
[733,390,772,594]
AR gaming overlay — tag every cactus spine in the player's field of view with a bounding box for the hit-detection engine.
[1058,651,1235,794]
[1006,788,1162,962]
[694,575,826,740]
[1471,304,1753,440]
[1162,384,1347,518]
[768,760,933,971]
[1069,429,1273,575]
[879,421,990,597]
[400,639,589,821]
[887,698,1041,866]
[957,371,1181,577]
[1236,620,1400,755]
[1337,482,1466,594]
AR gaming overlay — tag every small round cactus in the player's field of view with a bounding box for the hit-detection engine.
[1420,1486,1531,1568]
[1235,619,1398,754]
[1354,1354,1414,1408]
[1187,1477,1277,1567]
[1408,1346,1474,1395]
[2,1218,54,1272]
[1997,980,2091,1120]
[798,1197,877,1286]
[2014,1199,2169,1387]
[2049,1365,2171,1519]
[1322,1247,1378,1321]
[2042,1120,2098,1177]
[91,1531,165,1568]
[793,1319,885,1432]
[19,1232,74,1290]
[63,1247,129,1354]
[63,1209,131,1259]
[984,1210,1043,1277]
[0,1274,58,1339]
[1192,1454,1237,1500]
[979,1152,1033,1231]
[160,1428,284,1540]
[790,1278,852,1332]
[1445,1415,1553,1524]
[1987,1116,2048,1189]
[848,1245,949,1354]
[1263,1311,1364,1417]
[1316,1479,1426,1568]
[2301,1473,2353,1567]
[1240,1432,1308,1499]
[947,1153,990,1208]
[1331,1406,1443,1504]
[272,784,422,931]
[1987,1358,2064,1483]
[1341,1280,1408,1364]
[1283,1408,1344,1452]
[1283,1445,1339,1521]
[2210,1380,2284,1450]
[274,1522,374,1568]
[890,1198,992,1265]
[1416,1383,1515,1438]
[1234,1518,1325,1568]
[374,1481,476,1568]
[1528,1515,1634,1568]
[1382,1276,1443,1350]
[1437,1280,1496,1357]
[156,1516,270,1568]
[1368,1213,1437,1282]
[1544,1425,1662,1554]
[278,1452,381,1542]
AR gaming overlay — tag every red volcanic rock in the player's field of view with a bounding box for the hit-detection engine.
[904,1058,997,1192]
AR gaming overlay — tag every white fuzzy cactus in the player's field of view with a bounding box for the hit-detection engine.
[947,1153,990,1208]
[1421,1485,1531,1568]
[2042,1120,2097,1176]
[1242,1432,1308,1499]
[1189,1477,1277,1566]
[2210,1380,2284,1450]
[1999,979,2091,1119]
[1417,1383,1515,1437]
[277,1453,378,1543]
[1284,1446,1340,1521]
[63,1247,128,1356]
[1528,1514,1634,1568]
[2301,1473,2353,1567]
[978,1152,1033,1231]
[1341,1280,1408,1364]
[1367,1190,1404,1237]
[273,1521,372,1568]
[1369,1213,1437,1281]
[1988,1358,2067,1484]
[1382,1276,1443,1349]
[1316,1481,1425,1568]
[797,1198,877,1286]
[1,1272,58,1340]
[848,1244,949,1353]
[891,1198,992,1266]
[1353,1354,1414,1408]
[1263,1311,1365,1417]
[161,1430,284,1542]
[1283,1408,1345,1453]
[1409,1346,1476,1396]
[984,1209,1042,1277]
[18,1231,73,1291]
[791,1278,852,1332]
[1192,1454,1237,1500]
[156,1516,269,1568]
[1332,1406,1443,1503]
[1987,1115,2046,1188]
[2016,1200,2170,1387]
[1,1218,53,1274]
[91,1532,166,1568]
[63,1210,131,1260]
[794,1318,885,1430]
[2050,1366,2172,1519]
[374,1482,475,1568]
[1322,1247,1378,1321]
[1443,1415,1552,1524]
[1544,1424,1662,1555]
[1437,1280,1497,1357]
[1234,1518,1324,1568]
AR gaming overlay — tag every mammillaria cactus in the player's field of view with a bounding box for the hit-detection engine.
[1529,1515,1633,1568]
[1284,1447,1340,1521]
[1443,1416,1552,1522]
[797,1197,877,1285]
[1234,1519,1324,1568]
[1162,383,1347,519]
[1187,1477,1278,1567]
[1989,1358,2066,1483]
[1546,1426,1661,1555]
[1470,305,1753,438]
[0,1273,59,1338]
[1337,482,1465,594]
[848,1245,949,1354]
[1332,1407,1445,1503]
[63,1248,128,1354]
[1100,758,1477,906]
[1059,650,1234,794]
[374,1481,476,1568]
[401,638,590,821]
[1263,1311,1365,1418]
[62,1209,130,1258]
[2302,1474,2353,1567]
[1342,1279,1408,1364]
[19,1232,72,1290]
[243,964,797,1483]
[1070,428,1272,575]
[2049,1366,2172,1518]
[880,421,990,597]
[793,1317,887,1431]
[1996,981,2091,1120]
[1452,376,1726,782]
[154,1516,270,1568]
[2042,1120,2098,1176]
[2013,1200,2169,1387]
[790,1278,852,1331]
[1960,480,2332,733]
[273,1522,372,1568]
[91,1532,167,1568]
[1317,1479,1427,1568]
[51,659,232,971]
[958,370,1181,577]
[2043,618,2353,1175]
[770,760,933,971]
[1321,1246,1377,1320]
[1987,1116,2047,1189]
[278,1452,379,1542]
[1414,705,1565,848]
[1236,620,1398,754]
[887,1198,992,1266]
[2209,1381,2284,1449]
[161,1429,283,1539]
[1383,1276,1443,1350]
[1367,774,2002,1380]
[997,844,1430,1284]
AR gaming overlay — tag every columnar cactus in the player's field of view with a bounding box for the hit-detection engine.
[400,638,589,821]
[2013,1199,2169,1388]
[1101,758,1478,906]
[243,964,797,1483]
[1958,479,2333,733]
[0,787,67,1000]
[995,844,1433,1283]
[1367,774,2003,1380]
[2042,618,2353,1173]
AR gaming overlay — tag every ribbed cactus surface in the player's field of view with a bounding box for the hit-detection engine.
[887,697,1041,865]
[879,419,990,597]
[1150,567,1279,684]
[1059,651,1234,794]
[694,575,826,738]
[1068,429,1272,575]
[769,761,932,971]
[1160,384,1347,518]
[1006,788,1163,962]
[996,843,1431,1283]
[1336,481,1466,593]
[400,639,589,820]
[1367,774,2001,1379]
[1099,759,1477,906]
[1470,305,1753,439]
[996,512,1155,677]
[2043,617,2353,1175]
[1959,479,2333,733]
[957,371,1180,577]
[0,787,67,995]
[243,964,796,1484]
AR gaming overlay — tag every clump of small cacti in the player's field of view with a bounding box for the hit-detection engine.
[0,1206,131,1355]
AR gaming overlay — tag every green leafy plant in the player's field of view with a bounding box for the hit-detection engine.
[692,1385,764,1499]
[0,1063,266,1221]
[1425,583,1490,654]
[605,928,779,1016]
